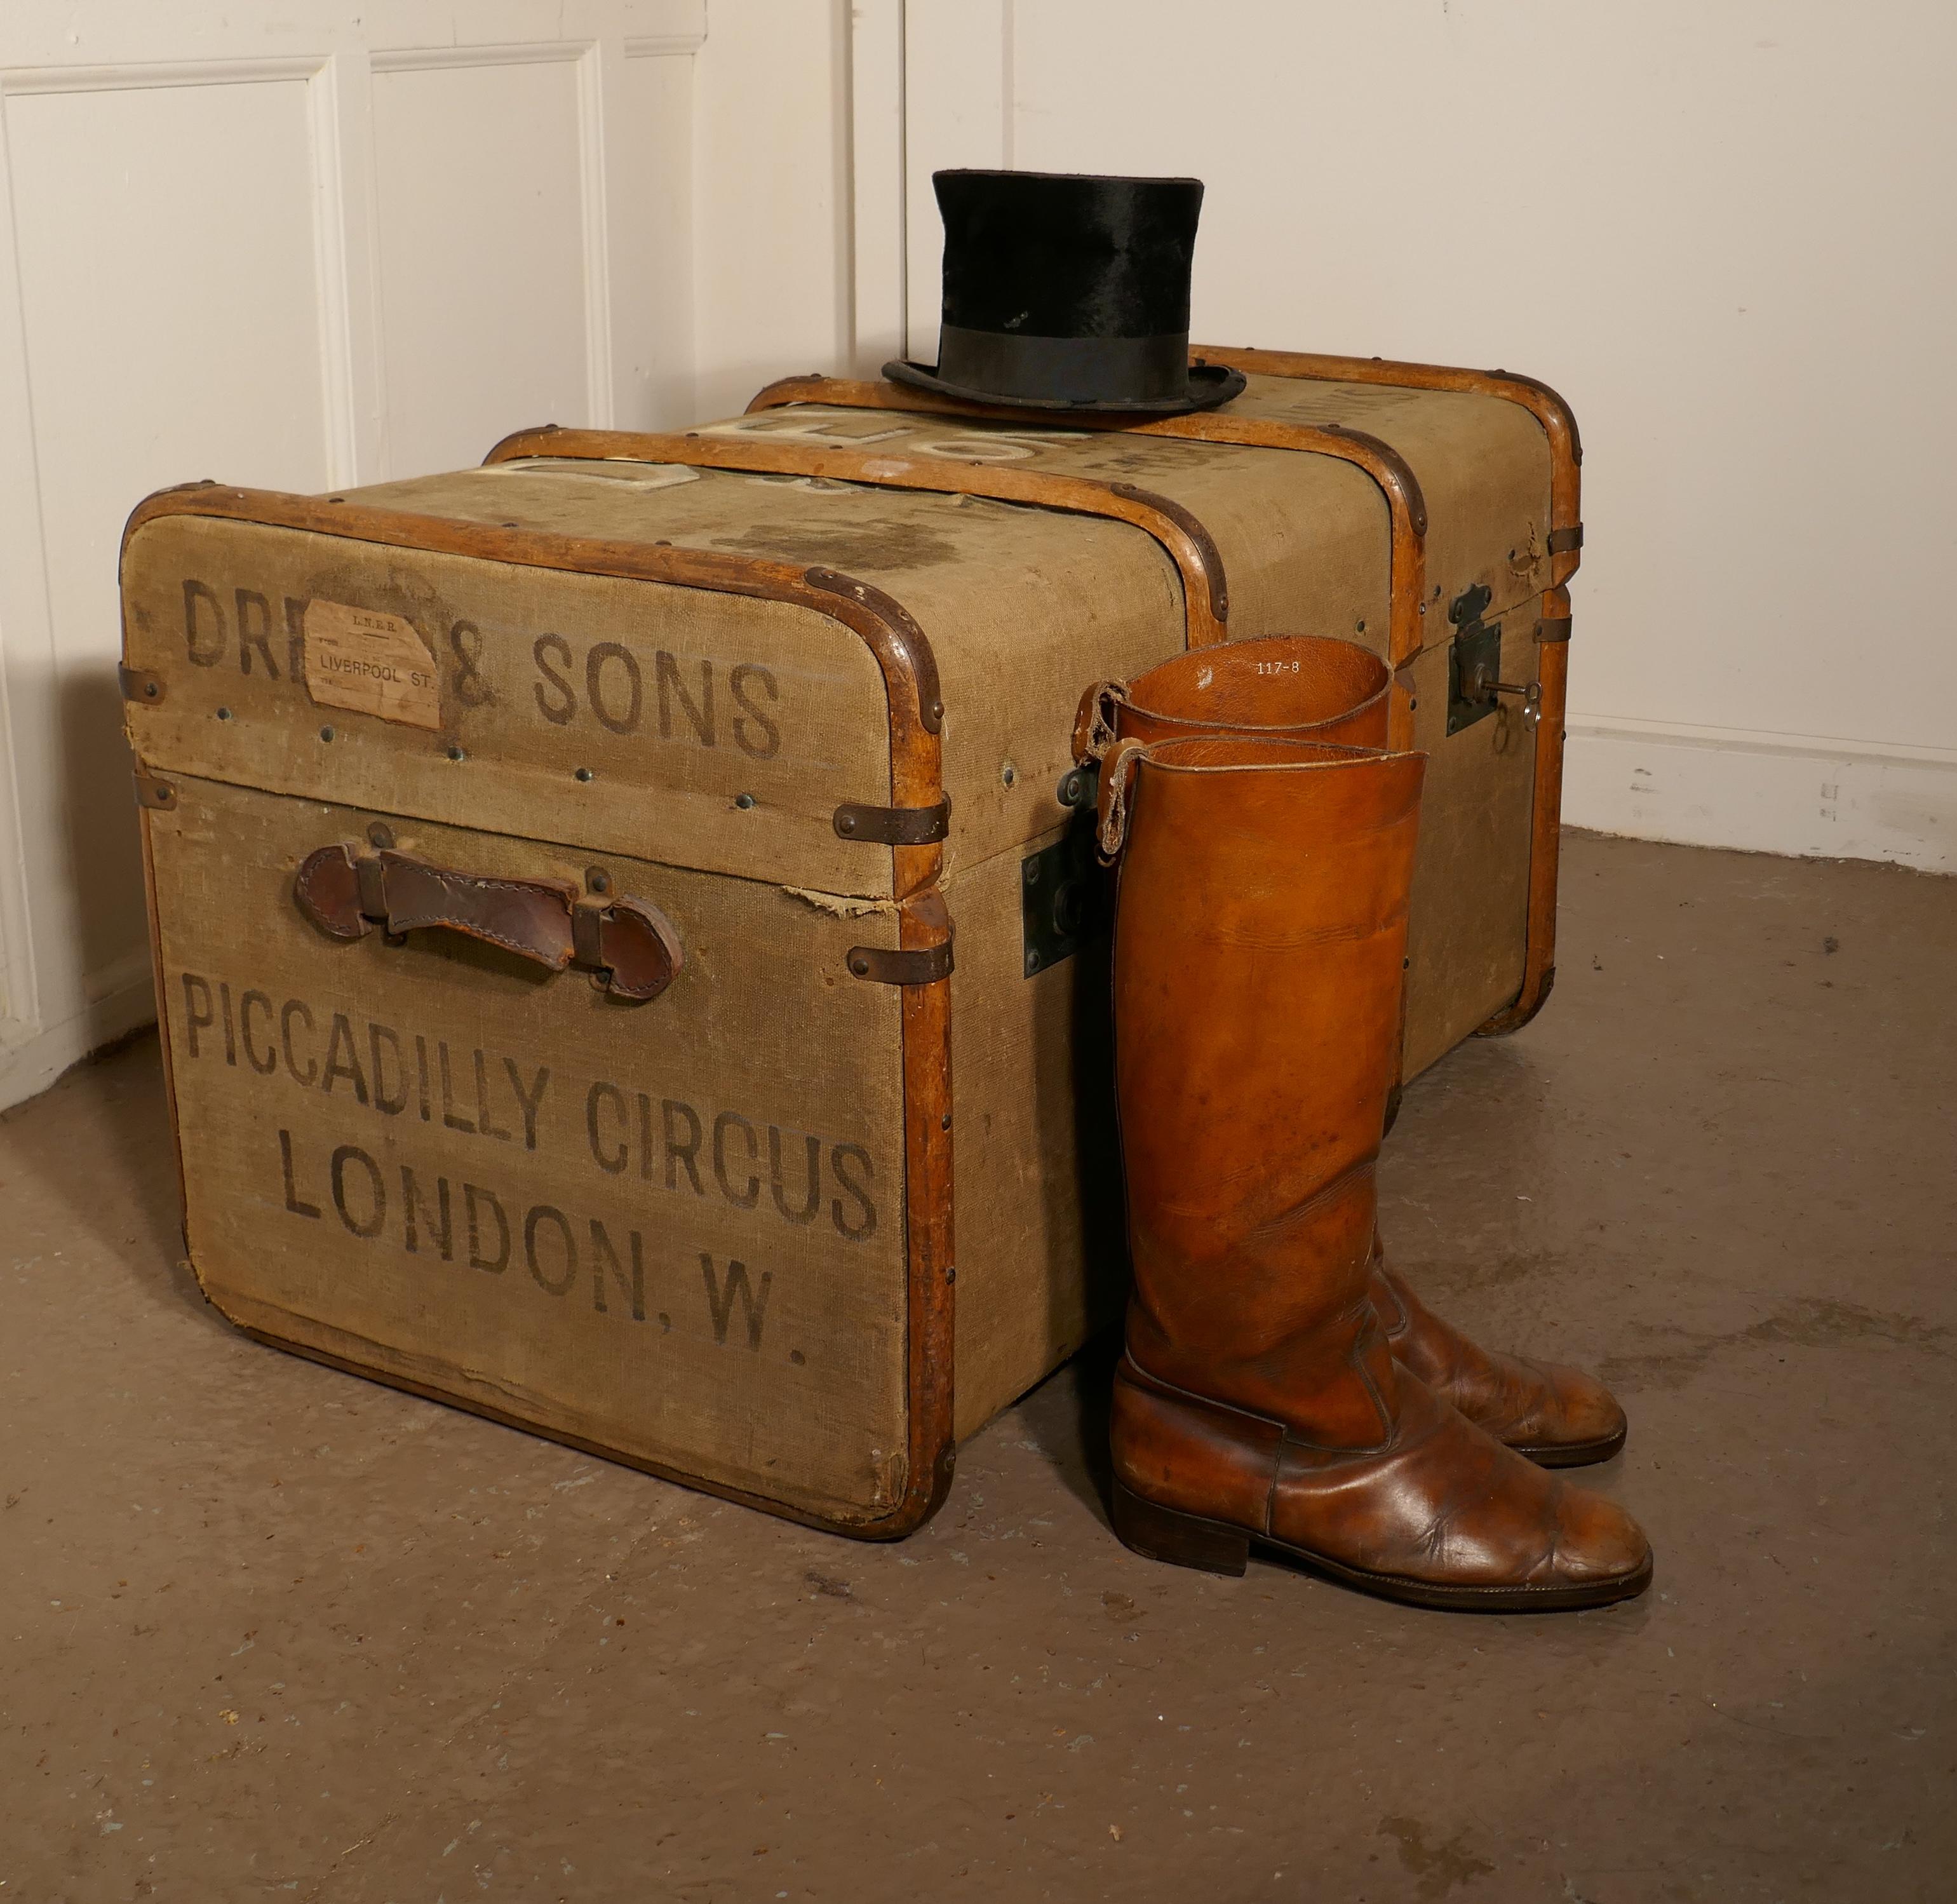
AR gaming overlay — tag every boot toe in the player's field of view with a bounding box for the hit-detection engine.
[1549,1480,1652,1592]
[1512,1359,1629,1466]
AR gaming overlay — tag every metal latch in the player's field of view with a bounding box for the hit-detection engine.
[1446,583,1540,735]
[1022,811,1106,976]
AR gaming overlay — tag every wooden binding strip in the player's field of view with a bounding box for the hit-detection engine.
[737,380,1426,668]
[1190,345,1585,1037]
[1190,344,1583,588]
[120,481,956,1542]
[1476,586,1571,1036]
[482,426,1230,647]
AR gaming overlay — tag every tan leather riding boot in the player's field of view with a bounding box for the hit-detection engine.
[1097,733,1650,1610]
[1078,634,1628,1469]
[1371,1248,1627,1467]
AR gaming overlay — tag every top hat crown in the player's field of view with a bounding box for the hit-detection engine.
[885,169,1245,416]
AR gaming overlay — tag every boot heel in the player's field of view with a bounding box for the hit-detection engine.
[1111,1482,1250,1577]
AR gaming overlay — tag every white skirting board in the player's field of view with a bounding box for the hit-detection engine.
[0,961,158,1112]
[1564,717,1956,874]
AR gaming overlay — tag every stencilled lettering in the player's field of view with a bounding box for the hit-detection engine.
[177,973,880,1250]
[183,581,227,666]
[701,1253,772,1350]
[236,590,279,679]
[269,1127,785,1346]
[165,575,789,760]
[727,663,781,760]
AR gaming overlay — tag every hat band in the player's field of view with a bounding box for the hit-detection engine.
[937,324,1189,404]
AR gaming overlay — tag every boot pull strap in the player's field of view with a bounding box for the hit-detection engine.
[1096,738,1149,861]
[1072,680,1130,764]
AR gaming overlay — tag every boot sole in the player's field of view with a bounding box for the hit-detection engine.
[1112,1480,1652,1614]
[1512,1422,1628,1469]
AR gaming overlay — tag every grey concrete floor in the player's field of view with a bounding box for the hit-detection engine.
[2,830,1953,1903]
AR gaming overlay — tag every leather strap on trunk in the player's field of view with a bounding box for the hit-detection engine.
[294,843,683,1002]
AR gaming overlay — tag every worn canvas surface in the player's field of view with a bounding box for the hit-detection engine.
[125,374,1556,1510]
[145,773,911,1524]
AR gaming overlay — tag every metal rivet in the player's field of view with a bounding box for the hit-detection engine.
[837,812,856,833]
[574,766,595,783]
[144,681,160,699]
[735,792,756,811]
[368,823,395,849]
[1000,761,1018,788]
[939,1112,952,1131]
[1025,949,1041,975]
[215,706,232,720]
[318,726,335,742]
[586,868,610,895]
[1355,619,1367,633]
[945,1266,957,1284]
[848,954,870,977]
[1024,859,1042,887]
[447,746,466,762]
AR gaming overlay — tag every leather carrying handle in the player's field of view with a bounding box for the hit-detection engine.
[294,844,683,1003]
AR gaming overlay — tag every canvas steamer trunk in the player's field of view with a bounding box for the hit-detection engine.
[121,348,1582,1537]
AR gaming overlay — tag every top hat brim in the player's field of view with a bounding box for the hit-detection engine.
[882,356,1246,419]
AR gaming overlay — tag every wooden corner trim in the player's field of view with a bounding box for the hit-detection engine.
[743,377,1000,423]
[1140,413,1429,668]
[857,883,959,1539]
[135,799,192,1269]
[746,374,831,412]
[1476,584,1570,1036]
[802,567,943,733]
[484,427,1231,647]
[1192,343,1583,583]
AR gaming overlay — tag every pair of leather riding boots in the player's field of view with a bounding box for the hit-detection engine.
[1078,637,1651,1612]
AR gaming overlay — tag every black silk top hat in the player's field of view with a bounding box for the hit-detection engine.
[884,169,1246,416]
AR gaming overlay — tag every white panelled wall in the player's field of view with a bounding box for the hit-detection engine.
[893,0,1957,873]
[0,0,1948,1110]
[0,0,860,1109]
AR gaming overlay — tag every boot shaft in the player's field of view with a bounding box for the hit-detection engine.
[1105,734,1423,1435]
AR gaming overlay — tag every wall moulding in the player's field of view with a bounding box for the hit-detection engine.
[0,58,330,95]
[0,1,708,1109]
[368,43,595,73]
[624,34,708,58]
